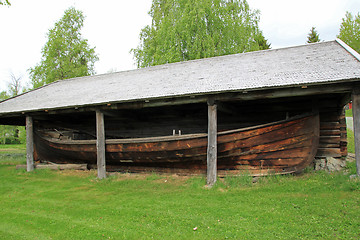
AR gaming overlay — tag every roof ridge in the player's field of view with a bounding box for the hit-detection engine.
[336,38,360,62]
[77,40,339,80]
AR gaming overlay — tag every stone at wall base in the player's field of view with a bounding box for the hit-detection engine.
[350,174,359,180]
[314,157,346,172]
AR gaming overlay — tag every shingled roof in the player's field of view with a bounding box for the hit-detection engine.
[1,39,360,116]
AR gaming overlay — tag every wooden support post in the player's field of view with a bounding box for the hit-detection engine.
[352,89,360,177]
[96,110,106,179]
[26,116,34,172]
[207,99,217,186]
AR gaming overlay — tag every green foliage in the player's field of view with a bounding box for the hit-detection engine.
[307,27,320,43]
[0,90,9,101]
[17,126,26,144]
[0,125,22,144]
[0,0,10,6]
[29,7,99,89]
[132,0,270,68]
[0,126,25,144]
[0,86,26,145]
[337,11,360,53]
[255,33,271,50]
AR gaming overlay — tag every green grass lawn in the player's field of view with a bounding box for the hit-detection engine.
[0,132,359,240]
[0,144,26,166]
[348,128,355,154]
[0,153,359,239]
[0,143,26,154]
[345,109,353,117]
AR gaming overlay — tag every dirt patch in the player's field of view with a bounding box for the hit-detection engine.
[58,169,97,178]
[153,174,193,185]
[347,153,355,162]
[107,172,194,185]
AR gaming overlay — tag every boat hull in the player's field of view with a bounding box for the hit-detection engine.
[34,114,319,176]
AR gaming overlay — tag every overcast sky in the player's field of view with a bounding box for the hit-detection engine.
[0,0,359,92]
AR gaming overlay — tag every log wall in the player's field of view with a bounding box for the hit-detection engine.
[317,110,347,158]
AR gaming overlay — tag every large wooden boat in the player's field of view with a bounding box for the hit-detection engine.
[34,113,319,176]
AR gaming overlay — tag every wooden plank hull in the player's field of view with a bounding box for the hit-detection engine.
[34,113,319,176]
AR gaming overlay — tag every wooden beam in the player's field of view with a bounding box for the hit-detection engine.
[207,99,217,186]
[16,163,87,171]
[352,89,360,177]
[26,116,34,172]
[2,82,355,120]
[96,110,106,179]
[340,93,352,107]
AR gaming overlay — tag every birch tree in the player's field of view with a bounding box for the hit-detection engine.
[338,12,360,53]
[132,0,270,68]
[29,7,98,89]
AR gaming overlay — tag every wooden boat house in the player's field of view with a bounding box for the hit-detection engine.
[1,39,360,185]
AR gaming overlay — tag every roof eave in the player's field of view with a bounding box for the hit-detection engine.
[336,38,360,62]
[0,79,357,119]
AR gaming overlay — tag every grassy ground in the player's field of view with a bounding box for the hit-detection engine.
[348,128,355,154]
[346,109,353,117]
[0,144,26,166]
[0,152,359,239]
[0,143,26,154]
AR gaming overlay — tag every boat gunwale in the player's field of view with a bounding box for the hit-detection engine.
[36,112,315,145]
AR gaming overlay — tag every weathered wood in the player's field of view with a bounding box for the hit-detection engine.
[31,93,348,141]
[320,136,341,144]
[3,83,353,120]
[102,165,205,175]
[34,113,319,176]
[339,108,348,156]
[316,148,342,158]
[319,143,340,148]
[16,163,87,170]
[320,130,341,136]
[315,107,348,158]
[96,110,106,179]
[320,114,341,122]
[341,145,348,157]
[207,100,217,186]
[320,122,341,130]
[36,163,87,170]
[352,89,360,176]
[26,116,34,172]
